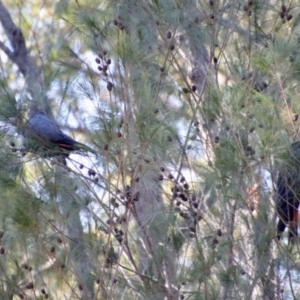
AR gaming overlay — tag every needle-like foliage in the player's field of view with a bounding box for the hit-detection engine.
[1,0,300,299]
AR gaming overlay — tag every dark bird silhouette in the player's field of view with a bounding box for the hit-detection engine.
[276,142,300,242]
[23,109,96,157]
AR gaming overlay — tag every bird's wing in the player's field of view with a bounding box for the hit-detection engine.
[25,111,97,155]
[26,112,77,146]
[276,170,300,220]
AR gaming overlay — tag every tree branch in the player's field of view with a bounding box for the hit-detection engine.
[0,0,48,111]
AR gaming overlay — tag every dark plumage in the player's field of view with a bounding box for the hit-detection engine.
[276,142,300,242]
[23,110,96,157]
[276,172,300,241]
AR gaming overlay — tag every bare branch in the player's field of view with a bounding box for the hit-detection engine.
[0,0,48,110]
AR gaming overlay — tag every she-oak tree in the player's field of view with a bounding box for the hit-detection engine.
[0,0,300,299]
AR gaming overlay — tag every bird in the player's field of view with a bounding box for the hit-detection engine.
[23,109,97,158]
[276,142,300,242]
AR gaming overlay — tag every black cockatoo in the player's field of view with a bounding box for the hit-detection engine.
[23,109,96,157]
[276,142,300,242]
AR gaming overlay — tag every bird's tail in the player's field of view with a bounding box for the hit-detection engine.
[71,141,98,156]
[288,211,299,244]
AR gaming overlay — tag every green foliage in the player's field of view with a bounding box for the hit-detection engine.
[2,0,300,299]
[0,79,17,121]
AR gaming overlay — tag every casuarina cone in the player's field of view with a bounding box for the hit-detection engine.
[23,109,97,157]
